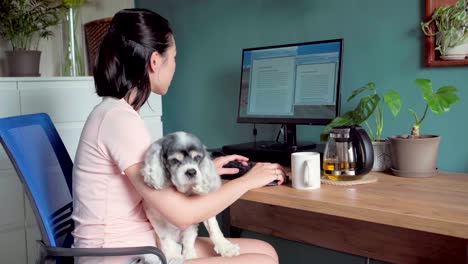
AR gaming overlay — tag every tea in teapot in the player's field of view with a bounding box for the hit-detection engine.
[323,126,374,181]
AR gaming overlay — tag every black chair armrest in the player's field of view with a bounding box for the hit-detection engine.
[38,241,167,264]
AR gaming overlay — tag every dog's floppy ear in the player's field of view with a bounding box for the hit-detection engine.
[198,146,222,192]
[141,139,170,190]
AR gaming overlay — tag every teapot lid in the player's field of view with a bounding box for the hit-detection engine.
[330,127,350,138]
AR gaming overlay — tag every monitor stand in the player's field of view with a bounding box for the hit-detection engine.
[222,124,322,165]
[269,123,316,151]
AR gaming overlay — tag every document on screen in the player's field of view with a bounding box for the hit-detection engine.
[248,56,295,116]
[294,63,336,105]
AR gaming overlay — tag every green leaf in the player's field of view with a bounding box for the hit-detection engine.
[353,94,380,124]
[347,82,376,102]
[383,90,401,117]
[324,111,356,129]
[320,111,355,141]
[428,85,460,115]
[415,78,433,100]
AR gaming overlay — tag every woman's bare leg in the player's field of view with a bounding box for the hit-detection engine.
[183,237,278,264]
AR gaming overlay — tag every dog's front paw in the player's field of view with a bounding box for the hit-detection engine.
[127,254,163,264]
[183,247,198,260]
[165,253,184,263]
[214,240,240,257]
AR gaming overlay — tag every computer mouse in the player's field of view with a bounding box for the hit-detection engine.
[222,160,256,180]
[266,180,279,186]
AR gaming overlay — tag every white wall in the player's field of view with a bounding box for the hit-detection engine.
[0,0,134,77]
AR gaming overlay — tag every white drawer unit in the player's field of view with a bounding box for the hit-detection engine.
[0,77,163,263]
[0,169,25,236]
[0,81,19,117]
[18,79,99,123]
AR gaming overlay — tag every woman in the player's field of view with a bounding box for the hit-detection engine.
[72,8,285,264]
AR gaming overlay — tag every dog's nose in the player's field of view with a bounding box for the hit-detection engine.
[185,169,197,178]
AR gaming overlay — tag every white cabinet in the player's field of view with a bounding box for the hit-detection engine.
[0,77,163,263]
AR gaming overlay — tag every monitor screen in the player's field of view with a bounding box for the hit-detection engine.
[237,39,343,125]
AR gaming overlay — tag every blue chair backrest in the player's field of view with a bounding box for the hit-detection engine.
[0,113,74,248]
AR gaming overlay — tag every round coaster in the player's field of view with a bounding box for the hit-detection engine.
[321,174,378,186]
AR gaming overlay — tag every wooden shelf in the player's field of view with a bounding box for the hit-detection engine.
[424,0,468,67]
[425,58,468,67]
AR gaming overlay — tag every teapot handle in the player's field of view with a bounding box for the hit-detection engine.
[352,126,374,176]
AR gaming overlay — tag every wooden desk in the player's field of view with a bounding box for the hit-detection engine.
[225,171,468,264]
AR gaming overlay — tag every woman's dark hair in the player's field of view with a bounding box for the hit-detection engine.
[94,8,173,110]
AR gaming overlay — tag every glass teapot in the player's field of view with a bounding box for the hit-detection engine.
[323,125,374,181]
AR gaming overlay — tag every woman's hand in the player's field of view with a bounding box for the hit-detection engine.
[213,154,249,175]
[239,162,286,189]
[212,154,286,189]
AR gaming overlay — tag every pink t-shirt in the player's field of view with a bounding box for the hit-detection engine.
[72,97,156,263]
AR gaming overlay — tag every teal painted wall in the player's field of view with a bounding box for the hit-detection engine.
[134,0,466,263]
[136,0,467,173]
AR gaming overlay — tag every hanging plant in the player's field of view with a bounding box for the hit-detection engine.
[421,0,468,56]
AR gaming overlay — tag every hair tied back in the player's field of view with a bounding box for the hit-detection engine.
[109,26,125,40]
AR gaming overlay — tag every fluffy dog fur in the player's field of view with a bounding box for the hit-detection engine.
[132,132,240,264]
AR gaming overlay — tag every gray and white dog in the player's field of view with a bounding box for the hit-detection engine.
[135,132,240,263]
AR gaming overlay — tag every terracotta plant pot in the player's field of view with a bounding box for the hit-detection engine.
[371,140,391,172]
[5,50,41,77]
[388,135,440,177]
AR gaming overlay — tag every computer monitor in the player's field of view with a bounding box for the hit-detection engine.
[237,38,343,149]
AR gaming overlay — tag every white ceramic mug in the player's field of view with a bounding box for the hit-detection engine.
[291,152,321,189]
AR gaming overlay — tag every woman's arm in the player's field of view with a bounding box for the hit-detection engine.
[125,160,284,229]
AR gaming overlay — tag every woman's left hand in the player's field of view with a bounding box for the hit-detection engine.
[213,154,249,175]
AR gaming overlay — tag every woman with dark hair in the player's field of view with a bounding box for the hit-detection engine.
[72,8,284,264]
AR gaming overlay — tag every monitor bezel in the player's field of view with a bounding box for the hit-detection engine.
[236,38,343,125]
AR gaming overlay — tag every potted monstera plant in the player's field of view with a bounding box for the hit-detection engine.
[421,0,468,59]
[321,82,401,172]
[0,0,65,76]
[389,79,459,177]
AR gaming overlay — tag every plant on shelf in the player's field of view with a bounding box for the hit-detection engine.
[389,78,459,177]
[321,82,401,171]
[0,0,66,76]
[420,0,468,58]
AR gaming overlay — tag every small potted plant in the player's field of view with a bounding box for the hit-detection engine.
[389,79,459,177]
[420,0,468,59]
[0,0,65,76]
[321,82,401,171]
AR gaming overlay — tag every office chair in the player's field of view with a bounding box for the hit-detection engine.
[84,17,112,75]
[0,113,166,264]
